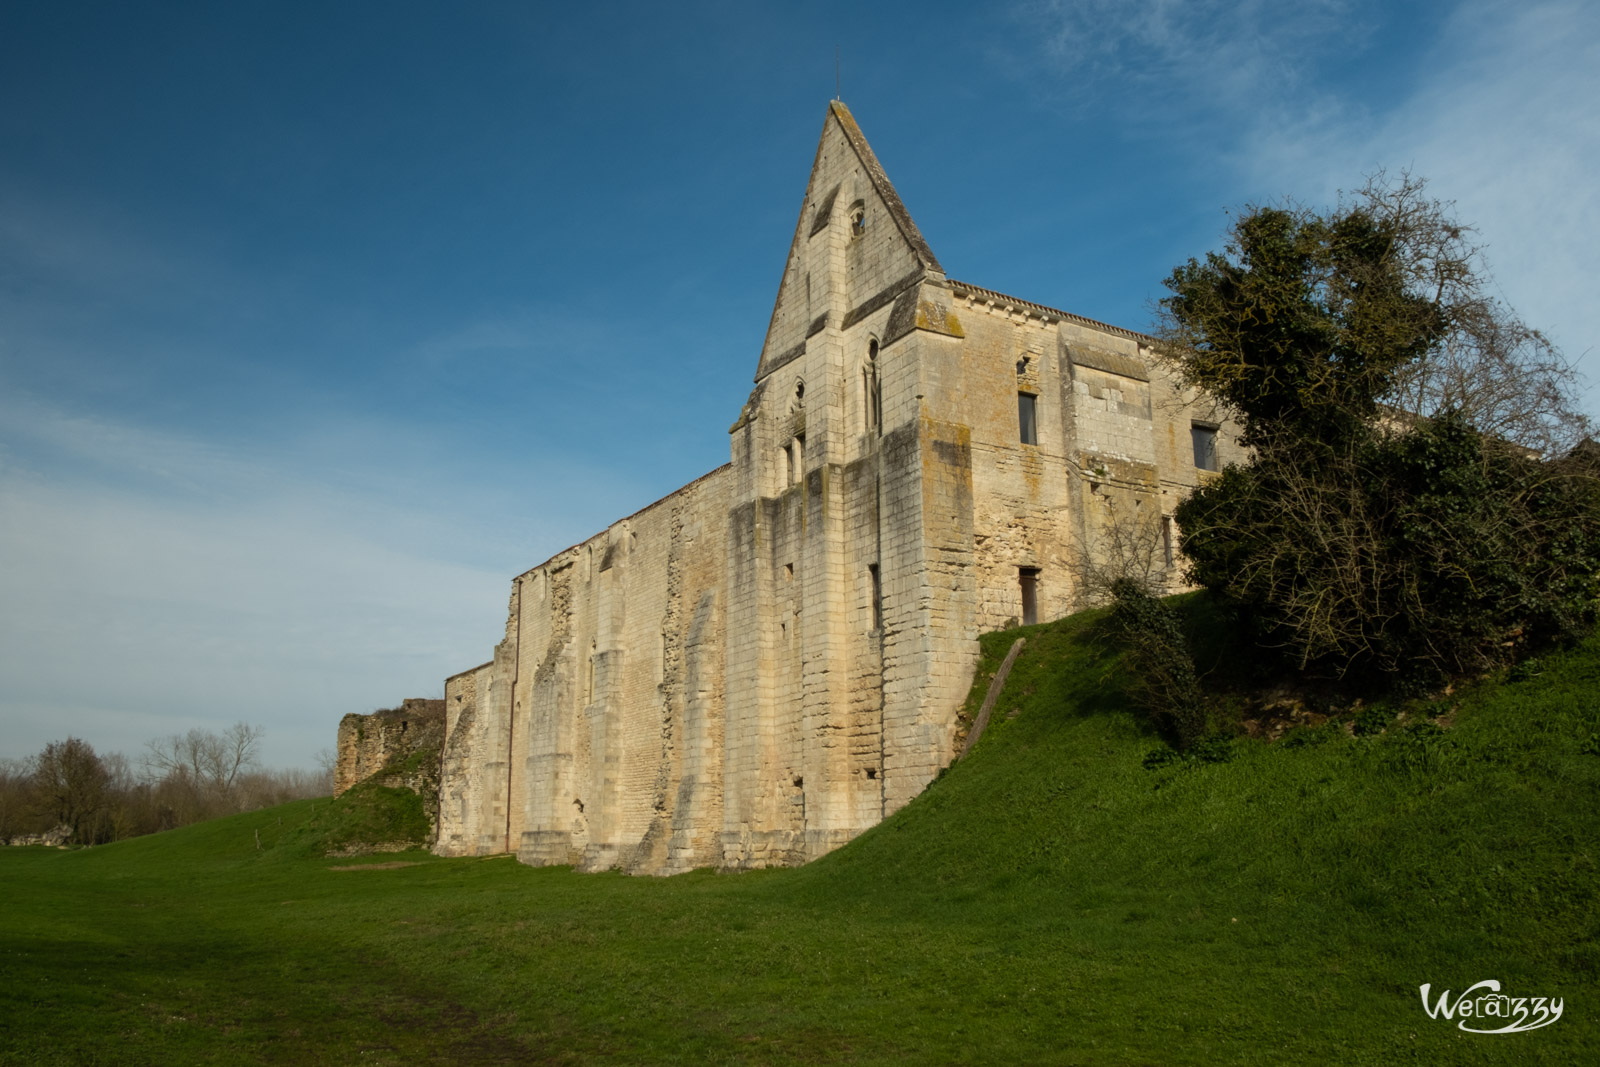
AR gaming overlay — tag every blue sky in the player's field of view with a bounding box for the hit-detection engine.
[3,0,1596,768]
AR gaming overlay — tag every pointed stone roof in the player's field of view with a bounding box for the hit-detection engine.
[754,102,943,381]
[826,100,941,274]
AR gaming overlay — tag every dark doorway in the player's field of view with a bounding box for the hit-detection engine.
[1019,567,1040,626]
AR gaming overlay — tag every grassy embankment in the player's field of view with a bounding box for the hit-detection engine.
[3,603,1597,1065]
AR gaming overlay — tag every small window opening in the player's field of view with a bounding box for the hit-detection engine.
[864,339,882,436]
[868,563,883,631]
[784,563,794,581]
[1016,355,1031,375]
[793,776,804,789]
[793,433,805,481]
[1161,516,1175,568]
[865,767,877,780]
[1019,567,1040,627]
[586,641,597,703]
[849,202,865,238]
[1018,392,1039,446]
[1191,423,1220,472]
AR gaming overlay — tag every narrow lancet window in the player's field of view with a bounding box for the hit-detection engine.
[868,563,883,631]
[864,339,881,436]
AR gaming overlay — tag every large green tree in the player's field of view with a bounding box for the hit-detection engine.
[1159,176,1600,683]
[32,737,110,843]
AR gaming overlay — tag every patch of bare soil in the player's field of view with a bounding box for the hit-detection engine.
[327,861,423,871]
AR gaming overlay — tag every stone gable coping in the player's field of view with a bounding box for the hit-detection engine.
[841,268,924,329]
[949,280,1156,345]
[809,183,841,237]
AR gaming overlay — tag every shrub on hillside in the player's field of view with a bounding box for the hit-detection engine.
[1108,579,1208,749]
[1160,175,1600,685]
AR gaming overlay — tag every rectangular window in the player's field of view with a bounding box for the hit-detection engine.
[1019,567,1040,626]
[1191,423,1219,471]
[868,564,883,631]
[1018,393,1038,445]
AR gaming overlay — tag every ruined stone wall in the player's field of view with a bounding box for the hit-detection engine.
[334,699,445,797]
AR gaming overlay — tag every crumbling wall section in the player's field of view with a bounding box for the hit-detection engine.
[335,698,446,835]
[334,699,445,797]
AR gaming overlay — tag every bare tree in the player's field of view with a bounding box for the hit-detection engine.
[1070,494,1171,609]
[313,748,337,795]
[0,756,38,843]
[142,723,265,814]
[1357,173,1594,457]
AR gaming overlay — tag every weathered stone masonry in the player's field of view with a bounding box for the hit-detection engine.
[432,101,1243,874]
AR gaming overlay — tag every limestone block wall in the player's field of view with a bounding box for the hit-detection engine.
[950,283,1246,615]
[435,466,734,874]
[939,297,1078,631]
[435,660,506,856]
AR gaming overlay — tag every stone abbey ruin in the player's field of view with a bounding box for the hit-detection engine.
[337,101,1241,874]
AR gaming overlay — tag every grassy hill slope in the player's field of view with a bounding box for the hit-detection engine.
[3,606,1596,1065]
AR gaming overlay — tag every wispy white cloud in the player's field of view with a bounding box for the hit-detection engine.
[0,398,513,767]
[1022,0,1365,113]
[1018,0,1600,410]
[1231,0,1600,381]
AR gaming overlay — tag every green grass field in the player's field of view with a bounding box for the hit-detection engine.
[4,607,1597,1064]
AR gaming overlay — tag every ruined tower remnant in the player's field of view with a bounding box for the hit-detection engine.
[335,699,446,797]
[431,102,1240,874]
